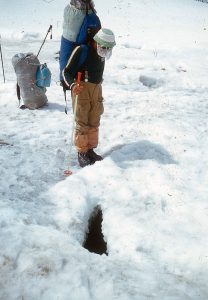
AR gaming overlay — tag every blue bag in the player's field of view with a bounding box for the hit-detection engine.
[59,12,101,81]
[76,13,101,44]
[36,63,51,88]
[59,37,76,81]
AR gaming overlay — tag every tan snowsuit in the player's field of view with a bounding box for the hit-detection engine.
[72,81,104,153]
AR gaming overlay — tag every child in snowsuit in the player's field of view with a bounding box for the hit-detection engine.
[62,28,116,167]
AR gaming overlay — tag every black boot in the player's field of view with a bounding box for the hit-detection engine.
[88,149,103,164]
[78,152,91,168]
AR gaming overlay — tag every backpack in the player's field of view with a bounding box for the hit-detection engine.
[12,53,48,109]
[36,63,51,88]
[59,7,101,82]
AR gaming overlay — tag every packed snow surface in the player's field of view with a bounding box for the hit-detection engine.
[0,0,208,299]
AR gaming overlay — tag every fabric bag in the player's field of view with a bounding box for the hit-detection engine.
[36,63,51,88]
[12,53,48,109]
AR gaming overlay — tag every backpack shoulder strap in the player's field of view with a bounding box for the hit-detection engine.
[79,44,89,68]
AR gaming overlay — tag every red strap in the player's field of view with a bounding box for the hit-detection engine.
[77,72,82,85]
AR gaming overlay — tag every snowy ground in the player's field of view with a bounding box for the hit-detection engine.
[0,0,208,299]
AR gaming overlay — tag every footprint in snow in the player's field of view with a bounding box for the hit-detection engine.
[139,75,163,88]
[122,42,142,50]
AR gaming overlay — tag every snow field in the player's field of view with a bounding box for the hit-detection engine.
[0,0,208,299]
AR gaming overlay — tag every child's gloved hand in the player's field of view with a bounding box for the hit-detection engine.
[72,83,83,95]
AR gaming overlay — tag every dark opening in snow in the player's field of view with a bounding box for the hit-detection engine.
[83,206,108,255]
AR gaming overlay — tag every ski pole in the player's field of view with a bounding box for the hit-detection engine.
[64,72,82,176]
[64,88,68,114]
[0,35,5,83]
[37,25,52,57]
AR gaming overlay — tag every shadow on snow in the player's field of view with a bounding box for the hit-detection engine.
[104,140,177,167]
